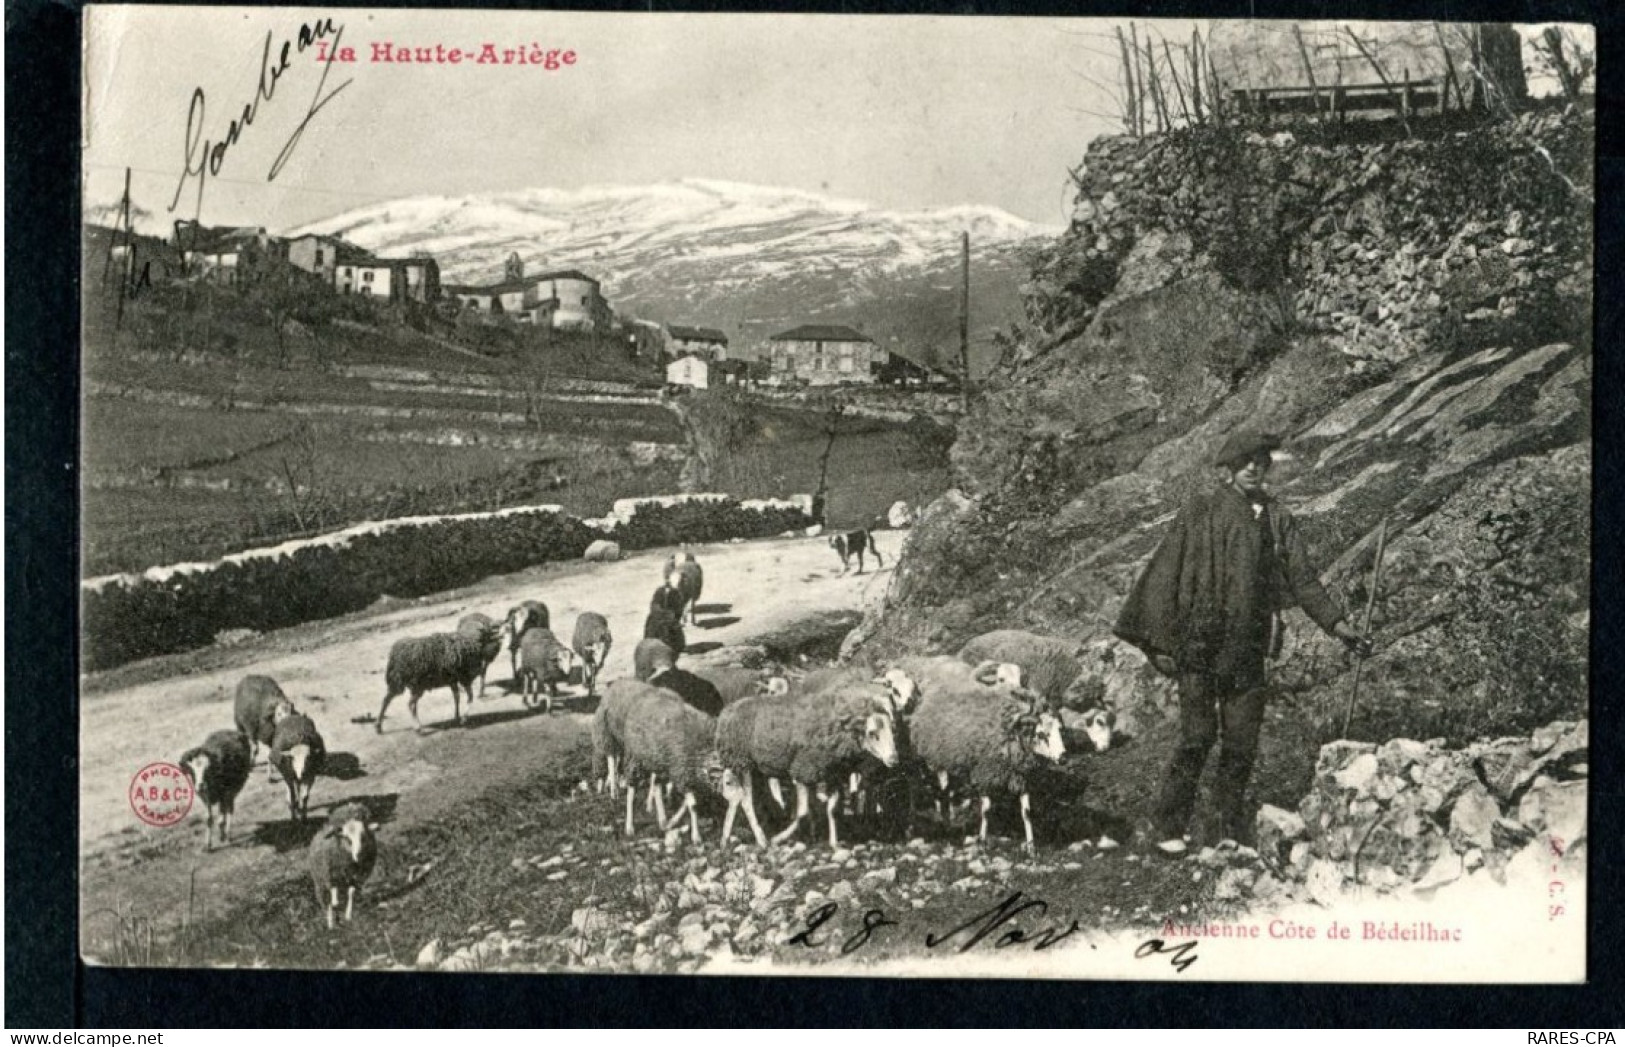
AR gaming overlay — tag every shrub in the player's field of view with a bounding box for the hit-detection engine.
[81,496,813,671]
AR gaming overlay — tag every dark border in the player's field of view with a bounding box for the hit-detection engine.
[8,0,1621,1027]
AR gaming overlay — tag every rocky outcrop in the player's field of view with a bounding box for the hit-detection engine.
[851,110,1590,763]
[1246,719,1587,905]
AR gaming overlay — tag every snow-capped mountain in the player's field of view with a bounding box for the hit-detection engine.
[288,179,1058,371]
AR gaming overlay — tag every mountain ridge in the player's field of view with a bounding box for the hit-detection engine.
[287,179,1058,368]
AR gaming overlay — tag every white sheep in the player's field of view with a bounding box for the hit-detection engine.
[716,677,901,849]
[269,712,326,822]
[957,629,1087,706]
[516,627,577,714]
[179,730,252,852]
[307,801,378,929]
[456,612,504,698]
[233,675,295,780]
[570,612,613,697]
[908,683,1066,853]
[502,600,550,680]
[618,689,742,843]
[377,625,500,733]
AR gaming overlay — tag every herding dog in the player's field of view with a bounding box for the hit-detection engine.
[830,529,883,574]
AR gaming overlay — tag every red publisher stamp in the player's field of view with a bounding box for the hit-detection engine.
[129,762,194,827]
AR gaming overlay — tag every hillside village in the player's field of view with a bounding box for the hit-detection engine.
[88,218,961,392]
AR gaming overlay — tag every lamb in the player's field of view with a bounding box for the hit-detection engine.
[233,675,296,779]
[178,730,252,852]
[516,626,577,714]
[643,606,686,657]
[618,689,741,842]
[307,801,378,930]
[503,600,551,679]
[456,612,504,698]
[633,637,677,682]
[907,683,1066,853]
[663,552,704,626]
[377,627,498,732]
[269,712,326,822]
[570,612,613,697]
[716,678,901,849]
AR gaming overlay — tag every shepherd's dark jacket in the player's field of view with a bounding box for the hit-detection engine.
[1114,482,1343,683]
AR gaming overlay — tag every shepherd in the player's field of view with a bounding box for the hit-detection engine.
[1114,428,1370,857]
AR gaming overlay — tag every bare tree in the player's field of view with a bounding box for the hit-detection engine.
[809,394,848,528]
[275,423,328,533]
[1528,26,1594,107]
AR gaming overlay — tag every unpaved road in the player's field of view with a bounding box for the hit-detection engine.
[79,532,900,958]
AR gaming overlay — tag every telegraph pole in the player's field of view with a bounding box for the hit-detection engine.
[958,230,971,411]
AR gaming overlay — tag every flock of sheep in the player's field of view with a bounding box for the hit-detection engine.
[172,544,1120,934]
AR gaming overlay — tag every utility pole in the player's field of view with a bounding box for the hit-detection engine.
[958,230,971,412]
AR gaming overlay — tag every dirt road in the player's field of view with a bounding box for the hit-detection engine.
[79,531,900,958]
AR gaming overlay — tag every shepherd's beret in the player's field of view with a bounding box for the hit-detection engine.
[1212,429,1282,469]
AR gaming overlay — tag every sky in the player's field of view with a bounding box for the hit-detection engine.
[82,8,1588,235]
[83,7,1144,233]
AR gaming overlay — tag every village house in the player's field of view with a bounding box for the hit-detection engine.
[763,324,883,386]
[447,268,609,330]
[284,233,367,284]
[336,256,442,304]
[173,223,282,285]
[712,359,750,385]
[666,325,730,361]
[666,354,710,389]
[534,270,612,332]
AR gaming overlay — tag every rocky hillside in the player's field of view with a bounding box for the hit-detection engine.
[290,179,1055,373]
[847,109,1591,816]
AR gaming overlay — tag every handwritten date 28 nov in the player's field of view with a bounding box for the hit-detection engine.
[788,891,1083,955]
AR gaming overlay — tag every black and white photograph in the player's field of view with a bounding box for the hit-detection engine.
[78,8,1591,981]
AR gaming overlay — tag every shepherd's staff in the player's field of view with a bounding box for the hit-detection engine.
[1341,517,1389,736]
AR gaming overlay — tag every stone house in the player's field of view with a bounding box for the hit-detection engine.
[667,325,730,361]
[763,324,883,386]
[667,354,709,389]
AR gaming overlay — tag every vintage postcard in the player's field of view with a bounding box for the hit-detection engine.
[80,8,1591,982]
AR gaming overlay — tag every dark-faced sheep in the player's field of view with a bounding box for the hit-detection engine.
[308,801,378,929]
[270,712,326,822]
[662,553,704,626]
[517,627,577,714]
[570,612,613,697]
[503,600,550,680]
[648,664,726,719]
[457,613,504,698]
[378,627,499,733]
[619,690,741,843]
[716,679,901,849]
[179,730,252,852]
[908,684,1066,852]
[233,675,295,780]
[644,606,686,657]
